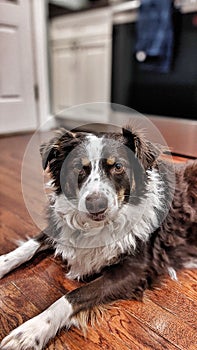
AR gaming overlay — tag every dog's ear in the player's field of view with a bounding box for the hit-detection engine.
[122,126,163,169]
[40,129,77,170]
[40,139,59,170]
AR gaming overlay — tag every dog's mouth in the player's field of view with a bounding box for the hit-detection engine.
[88,209,107,222]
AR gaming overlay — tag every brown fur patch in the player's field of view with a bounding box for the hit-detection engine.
[106,157,116,166]
[75,305,112,335]
[81,158,90,167]
[118,188,125,203]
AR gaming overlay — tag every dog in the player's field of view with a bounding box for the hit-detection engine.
[0,125,197,350]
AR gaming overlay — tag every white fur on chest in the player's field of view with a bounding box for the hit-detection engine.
[55,242,121,280]
[51,168,166,280]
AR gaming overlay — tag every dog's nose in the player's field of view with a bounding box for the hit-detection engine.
[85,192,108,214]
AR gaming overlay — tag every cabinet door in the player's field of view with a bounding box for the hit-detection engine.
[51,47,77,114]
[77,42,110,104]
[0,0,37,133]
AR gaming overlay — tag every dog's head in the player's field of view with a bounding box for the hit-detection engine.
[40,126,162,226]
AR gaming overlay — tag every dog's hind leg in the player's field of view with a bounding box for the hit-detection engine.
[0,230,52,279]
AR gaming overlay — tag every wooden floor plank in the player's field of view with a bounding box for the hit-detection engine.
[116,298,197,350]
[0,133,196,350]
[0,208,36,235]
[88,305,180,350]
[145,277,197,330]
[0,283,39,339]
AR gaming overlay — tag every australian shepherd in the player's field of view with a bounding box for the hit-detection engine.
[0,125,197,350]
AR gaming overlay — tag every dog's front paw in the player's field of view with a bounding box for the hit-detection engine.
[0,255,10,279]
[1,296,72,350]
[0,318,46,350]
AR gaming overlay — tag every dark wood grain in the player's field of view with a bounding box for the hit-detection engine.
[0,283,39,339]
[0,133,196,350]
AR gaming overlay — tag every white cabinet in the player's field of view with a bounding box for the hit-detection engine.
[50,9,112,119]
[77,41,110,104]
[52,43,77,109]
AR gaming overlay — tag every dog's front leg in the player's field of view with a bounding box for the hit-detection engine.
[0,296,75,350]
[1,257,147,350]
[0,231,52,279]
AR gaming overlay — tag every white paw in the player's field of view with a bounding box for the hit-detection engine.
[0,296,73,350]
[0,255,10,279]
[0,317,48,350]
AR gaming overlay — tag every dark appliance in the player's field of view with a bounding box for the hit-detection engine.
[111,3,197,157]
[111,11,197,120]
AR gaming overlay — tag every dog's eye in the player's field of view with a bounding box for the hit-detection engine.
[79,165,90,177]
[114,162,124,174]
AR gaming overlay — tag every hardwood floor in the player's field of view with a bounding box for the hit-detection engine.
[0,133,196,350]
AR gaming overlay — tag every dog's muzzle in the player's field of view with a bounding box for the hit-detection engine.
[85,192,108,221]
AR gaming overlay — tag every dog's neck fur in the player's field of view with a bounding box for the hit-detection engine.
[49,168,166,280]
